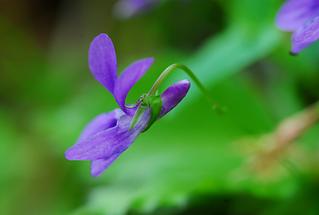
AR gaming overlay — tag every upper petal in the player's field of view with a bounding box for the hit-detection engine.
[114,58,154,115]
[160,80,190,117]
[291,16,319,54]
[89,33,117,93]
[276,0,319,32]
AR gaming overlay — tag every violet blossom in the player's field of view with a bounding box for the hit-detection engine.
[65,33,190,176]
[114,0,159,19]
[276,0,319,54]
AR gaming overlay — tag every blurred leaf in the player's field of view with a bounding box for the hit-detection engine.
[179,0,281,101]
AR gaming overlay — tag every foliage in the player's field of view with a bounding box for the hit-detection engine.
[1,0,319,214]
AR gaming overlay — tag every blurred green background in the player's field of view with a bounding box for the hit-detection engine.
[1,0,319,214]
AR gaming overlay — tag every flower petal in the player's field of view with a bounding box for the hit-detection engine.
[276,0,319,32]
[114,0,158,19]
[91,153,121,177]
[291,16,319,54]
[65,115,129,160]
[160,80,190,117]
[114,58,154,115]
[90,110,151,176]
[89,33,117,93]
[76,110,122,143]
[65,109,150,161]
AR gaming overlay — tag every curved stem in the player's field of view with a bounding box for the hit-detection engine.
[148,63,223,112]
[130,63,224,130]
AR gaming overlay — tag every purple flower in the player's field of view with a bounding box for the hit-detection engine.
[114,0,159,19]
[65,33,190,176]
[276,0,319,54]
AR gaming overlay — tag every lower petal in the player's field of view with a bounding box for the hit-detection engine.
[77,109,122,143]
[91,153,121,177]
[65,111,149,161]
[89,111,151,176]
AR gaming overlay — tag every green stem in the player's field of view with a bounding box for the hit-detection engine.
[148,63,223,112]
[130,63,223,130]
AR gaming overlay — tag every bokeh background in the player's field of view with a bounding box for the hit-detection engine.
[1,0,319,214]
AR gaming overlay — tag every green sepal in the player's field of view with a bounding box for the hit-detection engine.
[129,105,146,130]
[142,95,162,132]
